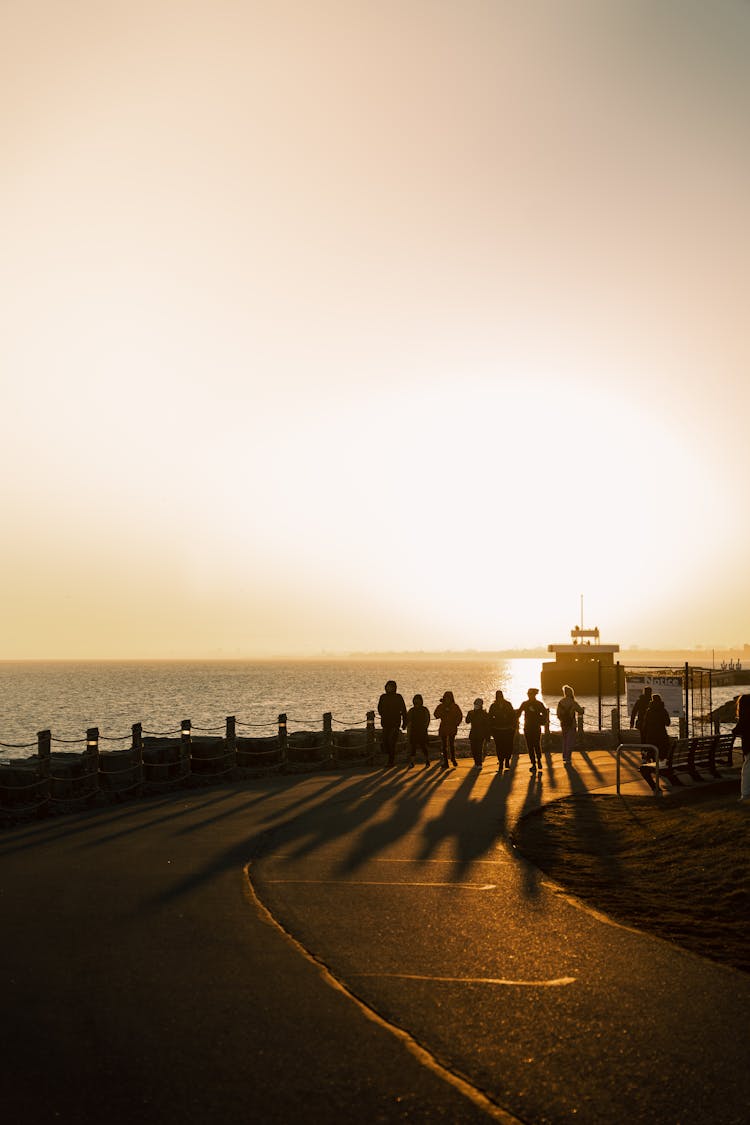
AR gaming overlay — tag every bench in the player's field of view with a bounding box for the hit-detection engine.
[640,733,735,791]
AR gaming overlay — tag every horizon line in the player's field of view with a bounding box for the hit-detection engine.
[0,645,745,664]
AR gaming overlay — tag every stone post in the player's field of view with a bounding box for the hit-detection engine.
[278,713,287,765]
[181,719,192,776]
[226,716,237,772]
[87,727,100,795]
[132,722,144,786]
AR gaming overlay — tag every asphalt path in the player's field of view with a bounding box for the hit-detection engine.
[2,748,747,1124]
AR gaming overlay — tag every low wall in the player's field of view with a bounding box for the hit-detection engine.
[1,723,624,823]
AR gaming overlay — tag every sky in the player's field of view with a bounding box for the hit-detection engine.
[2,0,749,659]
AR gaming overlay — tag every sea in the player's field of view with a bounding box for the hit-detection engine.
[0,658,742,760]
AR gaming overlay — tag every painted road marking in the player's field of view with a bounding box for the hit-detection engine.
[372,857,504,864]
[351,972,577,987]
[263,879,497,889]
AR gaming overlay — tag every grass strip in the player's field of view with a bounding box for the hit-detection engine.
[512,781,750,974]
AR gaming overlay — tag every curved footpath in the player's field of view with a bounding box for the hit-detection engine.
[2,748,747,1124]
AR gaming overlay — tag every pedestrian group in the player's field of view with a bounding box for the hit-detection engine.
[377,680,585,772]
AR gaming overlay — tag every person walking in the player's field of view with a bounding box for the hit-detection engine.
[630,685,653,742]
[518,688,549,772]
[377,680,407,768]
[465,698,491,769]
[641,693,671,762]
[556,684,584,765]
[488,689,517,769]
[406,693,431,768]
[732,693,750,801]
[434,691,463,769]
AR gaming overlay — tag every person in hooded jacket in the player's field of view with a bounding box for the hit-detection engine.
[377,680,407,767]
[641,693,672,761]
[406,693,431,768]
[434,691,463,769]
[488,689,517,769]
[630,685,653,742]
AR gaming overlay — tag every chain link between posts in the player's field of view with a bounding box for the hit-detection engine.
[0,708,389,816]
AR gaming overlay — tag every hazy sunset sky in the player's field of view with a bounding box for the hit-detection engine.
[2,1,749,658]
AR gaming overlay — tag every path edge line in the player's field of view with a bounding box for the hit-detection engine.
[243,862,524,1125]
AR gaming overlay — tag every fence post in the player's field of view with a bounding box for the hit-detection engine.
[366,710,375,758]
[132,722,144,787]
[87,727,100,795]
[278,713,288,766]
[610,707,620,739]
[323,712,333,758]
[37,729,51,764]
[38,729,52,803]
[181,720,192,777]
[226,716,237,772]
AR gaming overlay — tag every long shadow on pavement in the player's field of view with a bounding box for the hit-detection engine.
[417,766,515,875]
[146,760,526,908]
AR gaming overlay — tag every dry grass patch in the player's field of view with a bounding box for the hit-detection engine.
[512,781,750,974]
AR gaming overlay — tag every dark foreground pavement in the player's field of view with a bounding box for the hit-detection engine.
[2,749,748,1124]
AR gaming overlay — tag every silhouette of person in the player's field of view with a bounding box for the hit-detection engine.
[641,693,671,761]
[465,697,491,769]
[488,689,517,769]
[518,688,548,772]
[556,684,584,765]
[630,685,653,742]
[377,680,407,768]
[434,691,462,769]
[406,693,431,768]
[732,693,750,800]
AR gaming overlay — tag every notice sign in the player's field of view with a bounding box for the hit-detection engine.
[626,674,684,718]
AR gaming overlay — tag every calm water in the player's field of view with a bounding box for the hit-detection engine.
[0,658,741,759]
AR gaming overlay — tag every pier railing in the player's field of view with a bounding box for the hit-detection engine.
[0,711,383,818]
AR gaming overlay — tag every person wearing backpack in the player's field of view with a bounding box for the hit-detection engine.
[556,684,585,765]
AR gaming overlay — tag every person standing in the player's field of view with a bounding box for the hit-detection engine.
[630,685,653,742]
[732,693,750,801]
[406,693,431,768]
[434,691,463,769]
[465,698,491,769]
[518,688,549,772]
[556,684,585,765]
[641,693,671,761]
[377,680,407,768]
[488,689,517,769]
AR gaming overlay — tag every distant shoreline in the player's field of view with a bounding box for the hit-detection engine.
[0,649,745,666]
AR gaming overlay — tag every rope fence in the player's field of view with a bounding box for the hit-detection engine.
[0,709,405,818]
